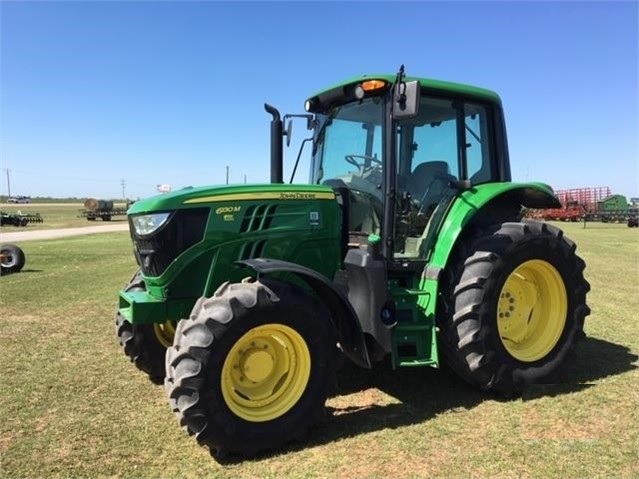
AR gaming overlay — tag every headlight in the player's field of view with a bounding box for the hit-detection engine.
[131,212,171,236]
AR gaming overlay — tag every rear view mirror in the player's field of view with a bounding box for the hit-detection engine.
[282,114,314,147]
[393,80,420,119]
[285,120,293,147]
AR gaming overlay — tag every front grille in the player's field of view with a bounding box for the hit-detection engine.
[131,207,209,276]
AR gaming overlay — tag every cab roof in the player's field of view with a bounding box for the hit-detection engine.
[307,74,502,106]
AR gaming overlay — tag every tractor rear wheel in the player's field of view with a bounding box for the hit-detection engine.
[115,271,176,384]
[438,220,590,395]
[0,244,26,275]
[165,278,336,459]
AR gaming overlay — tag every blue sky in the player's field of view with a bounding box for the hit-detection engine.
[1,1,637,200]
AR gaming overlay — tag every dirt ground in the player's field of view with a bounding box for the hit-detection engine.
[0,223,129,242]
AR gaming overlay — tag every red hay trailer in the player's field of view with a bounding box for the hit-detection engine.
[538,187,612,221]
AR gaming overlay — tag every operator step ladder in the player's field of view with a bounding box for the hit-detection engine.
[390,287,438,369]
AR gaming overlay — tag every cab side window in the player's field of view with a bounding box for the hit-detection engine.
[465,104,492,184]
[407,99,459,218]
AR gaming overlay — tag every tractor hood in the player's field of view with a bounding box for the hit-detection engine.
[127,183,336,215]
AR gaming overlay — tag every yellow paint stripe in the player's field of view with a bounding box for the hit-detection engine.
[184,191,335,204]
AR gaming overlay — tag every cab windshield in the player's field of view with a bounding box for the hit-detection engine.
[311,97,384,201]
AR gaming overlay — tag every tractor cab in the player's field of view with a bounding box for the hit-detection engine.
[302,73,509,266]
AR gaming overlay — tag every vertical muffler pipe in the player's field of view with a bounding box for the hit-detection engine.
[264,103,283,183]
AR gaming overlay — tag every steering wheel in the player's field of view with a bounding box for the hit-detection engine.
[345,154,382,170]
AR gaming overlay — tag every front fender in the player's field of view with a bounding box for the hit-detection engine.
[237,258,371,369]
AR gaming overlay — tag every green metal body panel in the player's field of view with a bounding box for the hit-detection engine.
[120,183,342,324]
[126,183,339,214]
[389,280,438,369]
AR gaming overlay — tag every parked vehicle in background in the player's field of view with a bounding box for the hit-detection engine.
[7,196,31,204]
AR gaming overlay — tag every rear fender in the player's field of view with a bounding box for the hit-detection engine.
[421,182,560,315]
[236,258,371,369]
[430,182,559,272]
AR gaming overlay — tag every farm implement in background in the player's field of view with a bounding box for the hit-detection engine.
[527,187,639,226]
[78,198,130,221]
[0,211,44,227]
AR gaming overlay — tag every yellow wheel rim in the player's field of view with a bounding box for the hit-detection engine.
[221,323,311,422]
[153,320,177,348]
[497,260,567,362]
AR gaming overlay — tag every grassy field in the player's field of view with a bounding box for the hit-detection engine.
[1,203,129,230]
[0,222,637,478]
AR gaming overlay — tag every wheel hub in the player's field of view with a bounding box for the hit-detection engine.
[221,323,310,422]
[153,320,177,348]
[1,254,16,267]
[498,275,539,344]
[240,347,274,383]
[497,260,568,362]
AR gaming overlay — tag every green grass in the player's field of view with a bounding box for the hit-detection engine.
[0,222,637,478]
[1,203,129,230]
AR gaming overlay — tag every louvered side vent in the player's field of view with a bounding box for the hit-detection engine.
[239,204,278,233]
[237,240,267,261]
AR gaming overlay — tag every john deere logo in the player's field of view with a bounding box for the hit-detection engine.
[279,192,316,200]
[215,206,241,215]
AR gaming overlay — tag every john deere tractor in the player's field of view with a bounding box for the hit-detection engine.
[115,66,589,458]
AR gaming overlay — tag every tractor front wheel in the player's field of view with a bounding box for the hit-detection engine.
[439,220,590,395]
[165,278,336,459]
[115,271,176,383]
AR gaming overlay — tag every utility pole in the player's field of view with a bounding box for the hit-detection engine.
[5,169,10,198]
[226,166,229,185]
[121,179,126,200]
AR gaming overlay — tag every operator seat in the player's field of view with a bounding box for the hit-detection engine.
[406,161,455,217]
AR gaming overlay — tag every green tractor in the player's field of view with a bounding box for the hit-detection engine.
[115,66,589,458]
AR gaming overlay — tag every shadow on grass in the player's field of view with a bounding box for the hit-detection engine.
[229,335,637,463]
[560,336,638,383]
[0,269,43,277]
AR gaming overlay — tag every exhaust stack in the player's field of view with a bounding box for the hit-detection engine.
[264,103,283,183]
